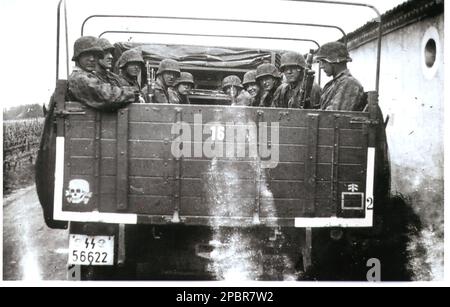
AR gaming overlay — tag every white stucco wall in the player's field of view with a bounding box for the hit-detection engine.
[347,14,444,216]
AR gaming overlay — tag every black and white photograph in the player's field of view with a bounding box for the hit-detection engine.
[1,0,446,284]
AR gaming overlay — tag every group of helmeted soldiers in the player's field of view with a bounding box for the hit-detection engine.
[68,36,366,112]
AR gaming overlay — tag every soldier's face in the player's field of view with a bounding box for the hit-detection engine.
[283,66,302,83]
[126,62,142,77]
[177,83,193,95]
[260,76,276,92]
[319,60,334,77]
[225,86,239,98]
[99,51,113,69]
[78,52,98,72]
[245,83,260,98]
[163,72,178,87]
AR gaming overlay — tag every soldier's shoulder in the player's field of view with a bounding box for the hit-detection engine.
[274,82,288,94]
[106,70,120,78]
[154,82,164,91]
[109,71,129,85]
[69,69,97,84]
[69,69,87,79]
[278,83,289,90]
[168,88,180,103]
[341,72,363,89]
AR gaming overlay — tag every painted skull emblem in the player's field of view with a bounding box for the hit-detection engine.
[65,179,92,205]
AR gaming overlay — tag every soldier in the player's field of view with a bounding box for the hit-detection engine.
[95,38,128,87]
[68,36,138,111]
[117,49,145,89]
[272,51,321,109]
[315,42,366,111]
[221,75,251,106]
[255,63,282,107]
[117,49,147,103]
[242,70,261,107]
[152,59,181,104]
[168,72,195,104]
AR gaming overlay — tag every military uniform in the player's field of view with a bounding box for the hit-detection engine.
[273,82,320,109]
[95,70,129,87]
[242,70,261,107]
[117,49,146,98]
[258,89,277,107]
[149,59,181,104]
[247,96,260,107]
[272,51,320,109]
[319,69,365,111]
[68,36,137,111]
[315,42,366,111]
[167,72,195,104]
[255,64,281,107]
[153,78,171,104]
[95,38,129,87]
[121,73,142,90]
[69,68,137,111]
[222,75,247,106]
[168,88,190,104]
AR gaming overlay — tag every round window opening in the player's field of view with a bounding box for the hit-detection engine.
[425,39,437,68]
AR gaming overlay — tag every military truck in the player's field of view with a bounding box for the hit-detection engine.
[36,0,389,280]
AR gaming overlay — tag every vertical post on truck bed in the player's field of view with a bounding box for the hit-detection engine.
[116,109,129,211]
[117,224,126,265]
[56,0,62,82]
[172,108,183,224]
[54,83,67,135]
[94,112,102,212]
[367,92,379,147]
[56,0,69,82]
[254,110,265,225]
[303,228,313,272]
[53,80,68,221]
[367,91,379,207]
[305,114,320,216]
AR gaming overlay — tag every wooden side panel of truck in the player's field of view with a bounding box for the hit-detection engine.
[53,101,375,228]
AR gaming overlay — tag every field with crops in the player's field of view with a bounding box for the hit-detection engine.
[3,118,44,195]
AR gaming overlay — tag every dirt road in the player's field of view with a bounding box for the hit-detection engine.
[2,186,442,281]
[3,185,68,281]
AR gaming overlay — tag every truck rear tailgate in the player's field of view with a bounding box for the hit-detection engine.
[54,102,374,228]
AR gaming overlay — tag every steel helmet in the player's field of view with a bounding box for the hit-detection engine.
[256,63,281,80]
[280,52,307,71]
[72,36,104,61]
[117,49,145,68]
[156,59,181,76]
[222,75,243,90]
[315,42,352,64]
[242,70,257,86]
[97,38,115,53]
[174,72,195,86]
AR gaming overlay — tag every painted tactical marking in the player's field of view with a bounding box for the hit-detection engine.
[348,184,359,192]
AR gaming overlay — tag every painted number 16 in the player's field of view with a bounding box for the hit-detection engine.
[210,125,225,141]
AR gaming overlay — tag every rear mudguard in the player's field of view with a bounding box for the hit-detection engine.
[35,81,68,229]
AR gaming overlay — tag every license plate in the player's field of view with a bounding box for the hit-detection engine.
[68,235,114,266]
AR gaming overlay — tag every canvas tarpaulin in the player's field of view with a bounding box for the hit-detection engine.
[115,42,273,69]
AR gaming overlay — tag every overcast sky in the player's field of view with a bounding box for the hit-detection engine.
[0,0,407,109]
